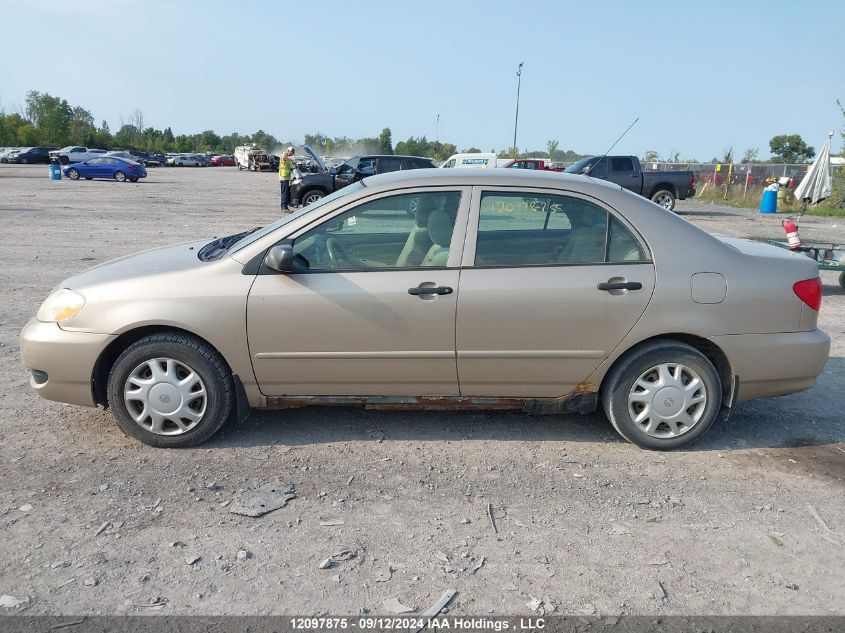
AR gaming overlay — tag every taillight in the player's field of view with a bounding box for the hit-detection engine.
[690,174,696,187]
[793,277,822,311]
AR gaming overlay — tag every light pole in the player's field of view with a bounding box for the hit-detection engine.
[512,62,524,158]
[436,113,440,143]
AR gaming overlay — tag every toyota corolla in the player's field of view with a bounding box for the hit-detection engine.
[20,170,830,450]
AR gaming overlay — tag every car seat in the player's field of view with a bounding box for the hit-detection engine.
[557,207,607,263]
[421,209,454,267]
[395,197,437,267]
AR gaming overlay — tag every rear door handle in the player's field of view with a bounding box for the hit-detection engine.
[597,281,642,291]
[408,286,453,296]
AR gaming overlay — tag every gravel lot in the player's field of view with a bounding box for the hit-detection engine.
[1,165,843,616]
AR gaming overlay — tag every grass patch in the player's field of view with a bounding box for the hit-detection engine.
[693,182,845,217]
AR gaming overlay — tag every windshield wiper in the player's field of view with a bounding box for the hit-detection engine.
[198,227,261,261]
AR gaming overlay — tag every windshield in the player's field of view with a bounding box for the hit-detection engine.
[564,157,599,174]
[227,181,367,255]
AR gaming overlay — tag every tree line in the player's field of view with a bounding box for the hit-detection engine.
[0,90,591,162]
[9,89,818,164]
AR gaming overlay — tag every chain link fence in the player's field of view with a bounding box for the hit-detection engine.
[644,161,844,206]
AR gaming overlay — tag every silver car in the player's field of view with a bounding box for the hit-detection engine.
[20,170,830,450]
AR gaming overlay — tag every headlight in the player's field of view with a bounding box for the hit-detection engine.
[37,288,86,323]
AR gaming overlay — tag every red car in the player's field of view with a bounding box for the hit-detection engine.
[211,155,236,166]
[503,159,565,172]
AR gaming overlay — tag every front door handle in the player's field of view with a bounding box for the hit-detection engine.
[597,281,642,291]
[408,286,453,296]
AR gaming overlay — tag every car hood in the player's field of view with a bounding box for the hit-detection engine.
[300,145,326,172]
[62,239,210,291]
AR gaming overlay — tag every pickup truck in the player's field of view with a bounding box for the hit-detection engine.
[502,158,565,172]
[565,155,695,210]
[50,146,107,165]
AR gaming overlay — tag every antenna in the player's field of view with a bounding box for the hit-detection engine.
[602,116,639,156]
[584,117,639,174]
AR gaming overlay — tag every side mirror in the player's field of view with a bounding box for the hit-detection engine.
[264,243,294,273]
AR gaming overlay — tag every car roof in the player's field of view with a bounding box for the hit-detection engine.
[360,167,622,193]
[359,154,433,160]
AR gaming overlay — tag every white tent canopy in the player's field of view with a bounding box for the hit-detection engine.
[793,133,833,205]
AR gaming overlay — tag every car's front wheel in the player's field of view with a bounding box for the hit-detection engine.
[651,189,676,210]
[301,190,325,206]
[67,168,80,180]
[114,171,126,182]
[107,332,234,447]
[602,341,721,450]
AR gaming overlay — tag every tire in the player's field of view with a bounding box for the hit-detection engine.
[84,177,93,180]
[107,332,234,448]
[301,189,325,206]
[114,170,126,182]
[602,340,722,451]
[67,168,80,180]
[60,156,70,165]
[20,157,28,164]
[130,177,139,182]
[839,271,845,291]
[651,189,676,210]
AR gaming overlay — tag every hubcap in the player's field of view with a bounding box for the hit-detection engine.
[627,363,707,439]
[655,194,672,208]
[304,193,322,205]
[124,358,207,436]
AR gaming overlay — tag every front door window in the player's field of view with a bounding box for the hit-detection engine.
[292,191,462,271]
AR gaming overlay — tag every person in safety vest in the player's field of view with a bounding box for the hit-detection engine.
[279,146,295,211]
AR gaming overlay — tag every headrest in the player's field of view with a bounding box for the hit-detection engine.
[414,197,438,227]
[427,209,453,246]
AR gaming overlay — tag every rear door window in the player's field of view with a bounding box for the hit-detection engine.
[611,156,635,172]
[473,191,647,266]
[377,157,402,173]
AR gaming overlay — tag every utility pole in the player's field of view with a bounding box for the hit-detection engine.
[512,62,524,159]
[436,113,440,143]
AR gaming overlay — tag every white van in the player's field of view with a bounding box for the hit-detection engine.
[440,152,497,169]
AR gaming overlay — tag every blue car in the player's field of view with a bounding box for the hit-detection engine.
[63,157,147,182]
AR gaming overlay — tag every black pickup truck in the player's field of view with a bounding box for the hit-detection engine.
[565,155,695,210]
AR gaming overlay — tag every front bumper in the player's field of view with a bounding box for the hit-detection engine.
[711,330,830,401]
[289,181,303,206]
[20,318,116,407]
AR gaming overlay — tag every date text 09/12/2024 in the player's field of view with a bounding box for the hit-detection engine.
[289,617,546,631]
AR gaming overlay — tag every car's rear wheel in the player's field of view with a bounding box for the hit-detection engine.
[67,168,80,180]
[114,171,126,182]
[301,190,325,206]
[651,189,676,210]
[20,157,28,164]
[839,271,845,290]
[107,332,234,448]
[602,341,721,450]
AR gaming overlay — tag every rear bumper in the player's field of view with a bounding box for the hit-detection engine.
[20,318,116,407]
[711,330,830,401]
